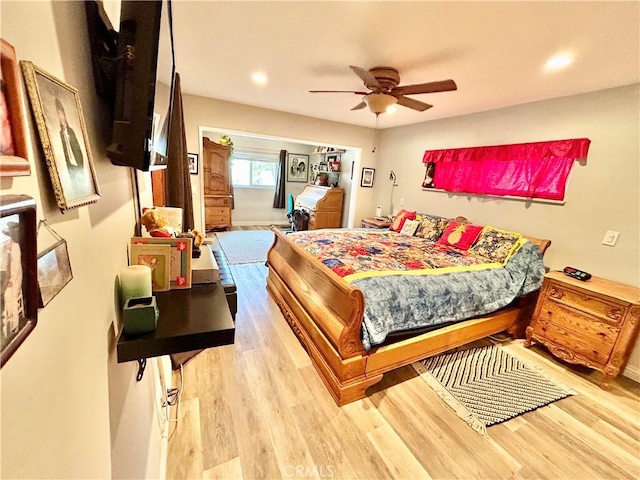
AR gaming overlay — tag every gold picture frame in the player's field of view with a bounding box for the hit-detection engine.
[0,38,30,177]
[20,61,100,212]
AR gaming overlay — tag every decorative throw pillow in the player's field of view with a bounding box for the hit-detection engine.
[400,219,420,236]
[437,220,483,250]
[415,213,449,241]
[469,226,523,263]
[389,209,417,232]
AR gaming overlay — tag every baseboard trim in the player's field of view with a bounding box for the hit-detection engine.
[232,220,288,227]
[623,364,640,383]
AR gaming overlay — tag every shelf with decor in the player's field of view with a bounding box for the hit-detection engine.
[311,149,343,187]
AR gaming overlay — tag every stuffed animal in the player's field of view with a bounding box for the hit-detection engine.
[140,208,176,238]
[177,229,205,248]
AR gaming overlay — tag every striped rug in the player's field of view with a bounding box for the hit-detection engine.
[413,344,573,436]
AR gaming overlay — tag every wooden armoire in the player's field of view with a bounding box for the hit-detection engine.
[203,137,232,231]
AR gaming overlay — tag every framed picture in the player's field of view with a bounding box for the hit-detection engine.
[37,239,72,307]
[131,237,192,289]
[1,195,38,368]
[361,167,375,187]
[188,152,198,175]
[20,61,101,212]
[129,243,171,292]
[0,39,30,177]
[287,153,309,182]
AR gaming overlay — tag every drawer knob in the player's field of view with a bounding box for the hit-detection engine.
[582,295,591,301]
[550,288,563,299]
[606,307,622,321]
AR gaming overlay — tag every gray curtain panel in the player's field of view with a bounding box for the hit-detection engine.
[273,149,287,208]
[165,72,194,232]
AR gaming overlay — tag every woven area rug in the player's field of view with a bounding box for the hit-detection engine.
[214,230,274,265]
[413,344,573,436]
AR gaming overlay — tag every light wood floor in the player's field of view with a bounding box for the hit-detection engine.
[167,261,640,480]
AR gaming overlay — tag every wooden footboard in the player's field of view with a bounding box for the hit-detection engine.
[267,228,366,358]
[266,226,550,405]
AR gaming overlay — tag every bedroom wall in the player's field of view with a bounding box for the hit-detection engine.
[375,84,640,380]
[181,93,377,231]
[1,2,167,478]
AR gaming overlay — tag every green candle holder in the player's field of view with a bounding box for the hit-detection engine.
[123,296,159,335]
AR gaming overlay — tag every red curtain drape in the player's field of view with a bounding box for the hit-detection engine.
[422,138,590,201]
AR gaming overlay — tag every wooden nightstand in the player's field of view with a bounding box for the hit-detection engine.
[526,271,640,388]
[361,217,391,229]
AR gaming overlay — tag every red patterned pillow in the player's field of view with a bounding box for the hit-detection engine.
[389,209,417,232]
[437,220,483,250]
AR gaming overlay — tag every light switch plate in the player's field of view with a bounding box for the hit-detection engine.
[602,230,620,247]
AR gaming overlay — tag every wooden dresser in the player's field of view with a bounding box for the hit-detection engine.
[295,185,344,230]
[526,271,640,388]
[203,137,232,231]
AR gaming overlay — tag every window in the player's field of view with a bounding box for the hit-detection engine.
[231,152,278,188]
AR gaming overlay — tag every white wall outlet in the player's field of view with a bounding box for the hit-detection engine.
[602,230,620,247]
[399,198,405,207]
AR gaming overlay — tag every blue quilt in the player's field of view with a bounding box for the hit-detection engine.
[352,241,545,350]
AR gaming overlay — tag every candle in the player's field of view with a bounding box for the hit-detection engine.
[119,265,152,306]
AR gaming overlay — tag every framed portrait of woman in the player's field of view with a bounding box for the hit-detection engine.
[21,61,101,212]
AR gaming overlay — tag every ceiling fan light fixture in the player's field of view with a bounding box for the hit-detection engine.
[364,93,397,114]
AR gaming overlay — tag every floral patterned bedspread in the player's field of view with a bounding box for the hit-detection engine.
[289,230,496,279]
[288,229,545,350]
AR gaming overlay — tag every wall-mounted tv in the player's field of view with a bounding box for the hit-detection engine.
[86,0,175,171]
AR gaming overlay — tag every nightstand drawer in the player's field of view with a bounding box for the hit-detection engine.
[534,317,612,365]
[538,300,619,347]
[547,281,627,324]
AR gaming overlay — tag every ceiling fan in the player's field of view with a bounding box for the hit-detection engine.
[310,65,457,114]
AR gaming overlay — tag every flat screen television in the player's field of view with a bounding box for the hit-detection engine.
[86,0,175,171]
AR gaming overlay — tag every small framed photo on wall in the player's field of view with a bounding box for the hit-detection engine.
[188,153,198,175]
[361,167,375,188]
[0,39,30,177]
[37,239,73,307]
[1,195,38,368]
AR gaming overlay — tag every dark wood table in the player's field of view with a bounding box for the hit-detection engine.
[117,283,235,365]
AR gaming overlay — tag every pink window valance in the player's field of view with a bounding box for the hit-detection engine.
[422,138,590,201]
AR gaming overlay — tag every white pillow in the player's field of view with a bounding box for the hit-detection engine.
[400,219,420,236]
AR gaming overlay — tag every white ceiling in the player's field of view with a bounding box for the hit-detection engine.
[171,1,640,129]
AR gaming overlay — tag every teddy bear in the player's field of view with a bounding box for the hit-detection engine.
[177,229,206,257]
[140,208,176,238]
[177,229,205,248]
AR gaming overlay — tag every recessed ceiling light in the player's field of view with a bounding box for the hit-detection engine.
[544,53,573,72]
[251,72,268,85]
[386,105,397,114]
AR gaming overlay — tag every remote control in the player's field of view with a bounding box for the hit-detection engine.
[563,266,592,281]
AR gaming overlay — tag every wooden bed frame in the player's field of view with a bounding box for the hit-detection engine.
[266,226,551,406]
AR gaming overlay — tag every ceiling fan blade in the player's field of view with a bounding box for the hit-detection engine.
[395,95,433,112]
[351,102,367,111]
[349,65,381,89]
[393,79,457,96]
[309,90,369,94]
